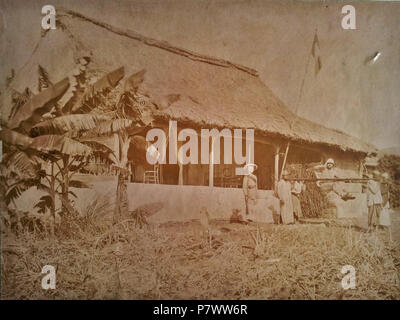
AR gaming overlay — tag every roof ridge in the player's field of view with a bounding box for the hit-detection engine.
[58,8,259,77]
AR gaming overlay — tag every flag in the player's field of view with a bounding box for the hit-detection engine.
[311,31,322,76]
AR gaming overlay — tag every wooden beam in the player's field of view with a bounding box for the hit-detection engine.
[178,141,183,185]
[159,164,163,184]
[178,162,183,185]
[280,142,290,180]
[274,146,280,188]
[209,140,214,187]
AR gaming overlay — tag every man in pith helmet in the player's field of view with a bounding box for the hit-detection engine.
[313,158,355,217]
[242,163,258,222]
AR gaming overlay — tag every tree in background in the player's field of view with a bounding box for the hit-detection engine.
[379,154,400,208]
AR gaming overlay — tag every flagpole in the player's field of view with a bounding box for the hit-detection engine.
[282,27,318,179]
[291,27,318,129]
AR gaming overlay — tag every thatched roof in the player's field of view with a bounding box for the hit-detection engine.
[3,9,375,154]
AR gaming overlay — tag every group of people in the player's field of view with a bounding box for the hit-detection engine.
[241,159,392,237]
[242,163,305,225]
[275,170,305,224]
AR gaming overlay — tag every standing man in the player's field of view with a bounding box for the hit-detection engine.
[291,180,305,222]
[276,170,294,224]
[242,163,258,222]
[367,170,383,232]
[379,172,392,240]
[380,172,390,210]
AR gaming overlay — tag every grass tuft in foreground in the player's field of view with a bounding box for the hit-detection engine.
[2,215,399,299]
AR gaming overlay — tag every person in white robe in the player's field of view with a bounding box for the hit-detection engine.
[276,170,294,224]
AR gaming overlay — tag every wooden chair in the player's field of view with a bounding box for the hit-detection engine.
[144,164,160,184]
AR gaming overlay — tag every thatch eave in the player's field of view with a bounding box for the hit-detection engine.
[152,113,371,156]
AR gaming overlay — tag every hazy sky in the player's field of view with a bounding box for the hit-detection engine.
[1,0,399,149]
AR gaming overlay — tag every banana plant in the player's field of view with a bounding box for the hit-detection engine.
[80,69,153,221]
[0,60,133,233]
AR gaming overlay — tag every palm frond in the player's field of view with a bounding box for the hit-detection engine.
[31,114,110,135]
[38,65,52,92]
[0,128,33,148]
[7,78,70,131]
[5,179,46,205]
[116,91,140,119]
[34,195,52,214]
[58,58,90,112]
[116,91,154,125]
[83,119,133,137]
[79,139,114,154]
[123,69,146,92]
[9,88,32,121]
[3,150,40,178]
[30,135,92,156]
[69,190,77,198]
[71,66,125,113]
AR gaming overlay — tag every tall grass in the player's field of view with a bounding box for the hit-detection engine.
[1,213,399,299]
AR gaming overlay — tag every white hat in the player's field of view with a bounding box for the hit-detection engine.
[382,172,389,179]
[373,170,380,176]
[281,169,290,176]
[244,163,258,171]
[146,144,160,162]
[325,158,335,166]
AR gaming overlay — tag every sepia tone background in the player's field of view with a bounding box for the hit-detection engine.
[0,0,399,150]
[1,0,399,300]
